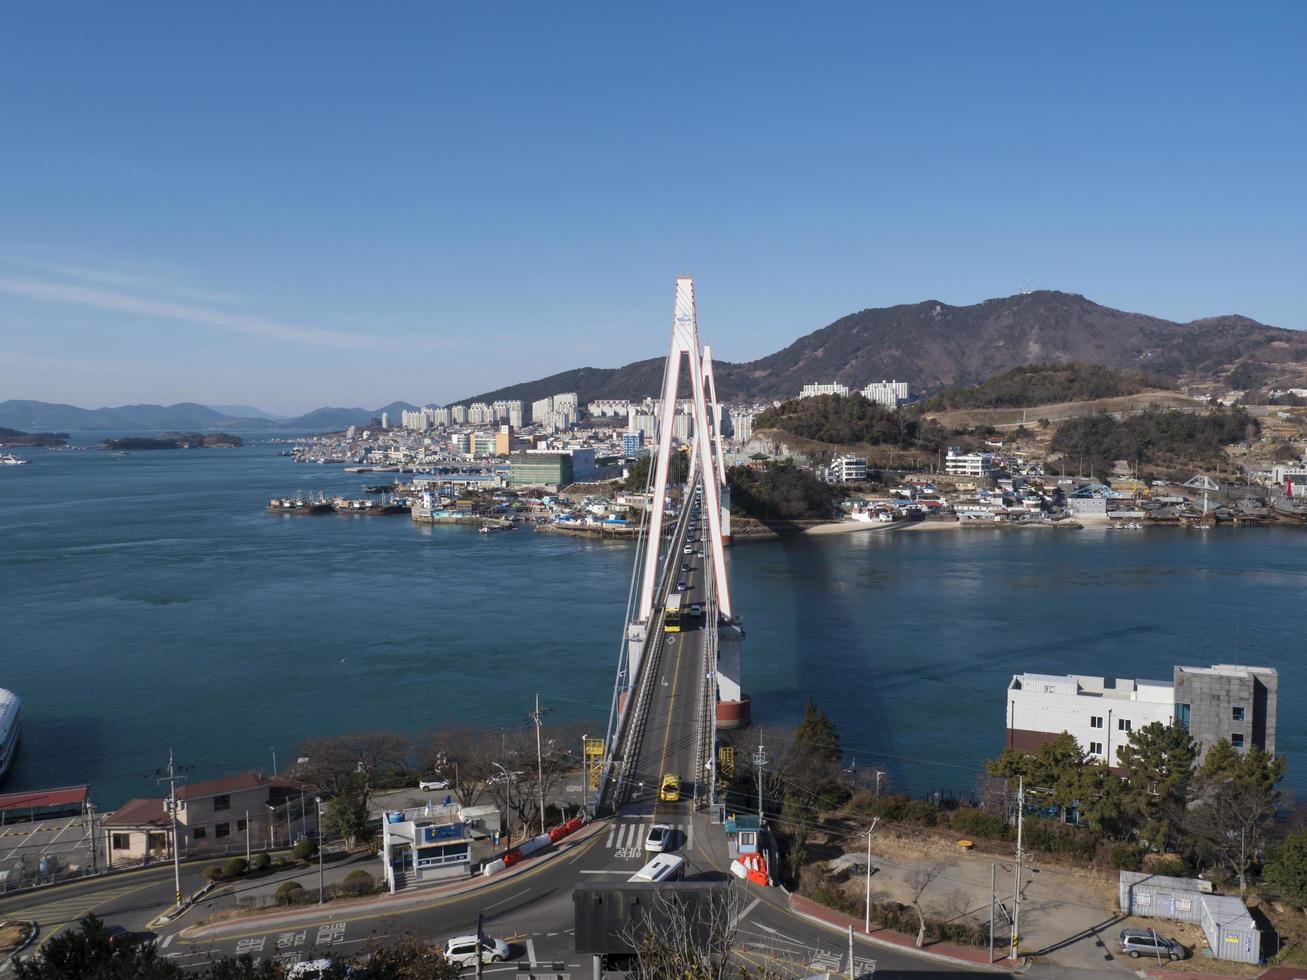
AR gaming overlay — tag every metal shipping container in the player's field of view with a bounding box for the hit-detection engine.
[1200,894,1261,965]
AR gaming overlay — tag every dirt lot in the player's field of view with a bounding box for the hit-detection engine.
[818,822,1136,973]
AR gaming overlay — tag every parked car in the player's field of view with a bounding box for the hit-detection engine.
[1118,929,1186,960]
[105,926,157,949]
[418,777,451,791]
[286,960,336,979]
[442,935,511,967]
[644,823,673,853]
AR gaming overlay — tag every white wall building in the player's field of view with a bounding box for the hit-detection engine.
[732,411,754,443]
[945,448,995,477]
[861,380,910,408]
[829,455,868,483]
[800,382,850,399]
[1006,672,1176,767]
[587,399,631,418]
[449,405,467,424]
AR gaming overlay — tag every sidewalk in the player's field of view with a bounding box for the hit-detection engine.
[789,892,1022,973]
[179,819,610,941]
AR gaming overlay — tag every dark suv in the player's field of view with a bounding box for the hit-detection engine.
[1119,929,1186,960]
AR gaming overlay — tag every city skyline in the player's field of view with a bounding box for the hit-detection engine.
[2,3,1305,414]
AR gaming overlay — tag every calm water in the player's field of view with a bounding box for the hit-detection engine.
[1,441,1304,807]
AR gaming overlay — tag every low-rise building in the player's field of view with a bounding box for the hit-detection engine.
[103,772,314,863]
[1005,663,1278,768]
[379,801,500,892]
[945,448,995,478]
[828,455,868,483]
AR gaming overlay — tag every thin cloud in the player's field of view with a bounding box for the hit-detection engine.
[0,277,422,352]
[0,255,238,305]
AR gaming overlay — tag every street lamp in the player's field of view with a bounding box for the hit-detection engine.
[864,818,879,934]
[491,762,513,845]
[266,803,277,850]
[317,797,325,904]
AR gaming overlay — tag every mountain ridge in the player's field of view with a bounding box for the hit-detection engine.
[452,290,1307,406]
[0,400,420,433]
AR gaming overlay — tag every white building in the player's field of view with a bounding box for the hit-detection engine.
[861,380,910,408]
[378,801,500,892]
[829,455,868,483]
[380,412,390,430]
[731,411,754,443]
[1005,672,1176,767]
[587,399,631,419]
[467,402,495,425]
[401,409,428,431]
[431,407,452,426]
[945,448,995,477]
[800,382,849,399]
[628,409,658,442]
[449,405,468,424]
[1006,664,1278,768]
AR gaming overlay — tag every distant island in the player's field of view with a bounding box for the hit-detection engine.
[103,432,243,451]
[0,426,69,447]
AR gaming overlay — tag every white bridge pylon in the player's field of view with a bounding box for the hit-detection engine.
[637,276,733,626]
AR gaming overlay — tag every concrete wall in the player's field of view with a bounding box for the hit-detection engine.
[1173,665,1277,759]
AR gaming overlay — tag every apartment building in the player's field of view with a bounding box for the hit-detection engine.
[945,448,995,478]
[800,382,850,398]
[829,455,868,483]
[1006,664,1278,768]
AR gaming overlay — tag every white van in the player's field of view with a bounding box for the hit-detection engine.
[629,853,685,883]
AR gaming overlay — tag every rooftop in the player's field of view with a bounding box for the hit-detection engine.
[1011,672,1172,703]
[0,785,88,812]
[104,798,170,829]
[176,771,308,802]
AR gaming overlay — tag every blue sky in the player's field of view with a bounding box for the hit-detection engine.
[1,3,1304,414]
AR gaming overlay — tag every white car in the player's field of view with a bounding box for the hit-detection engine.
[689,603,702,616]
[443,935,510,967]
[418,778,451,791]
[644,823,673,853]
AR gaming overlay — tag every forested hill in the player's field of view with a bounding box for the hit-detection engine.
[916,363,1174,412]
[454,291,1305,406]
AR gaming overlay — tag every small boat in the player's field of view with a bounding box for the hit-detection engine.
[0,454,30,465]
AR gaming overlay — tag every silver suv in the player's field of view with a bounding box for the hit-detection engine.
[1119,929,1186,960]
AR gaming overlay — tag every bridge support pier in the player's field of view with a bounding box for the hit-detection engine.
[716,620,750,728]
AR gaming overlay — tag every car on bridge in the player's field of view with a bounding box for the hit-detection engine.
[676,579,688,592]
[644,822,673,853]
[660,772,681,802]
[689,603,702,616]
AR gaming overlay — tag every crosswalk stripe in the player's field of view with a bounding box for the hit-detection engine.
[604,825,615,849]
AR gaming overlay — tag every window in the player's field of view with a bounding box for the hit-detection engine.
[213,794,231,812]
[1118,718,1131,732]
[1090,716,1103,729]
[1089,742,1103,756]
[215,822,231,839]
[111,833,131,850]
[740,832,757,847]
[1175,703,1191,730]
[1232,706,1245,722]
[1176,897,1192,912]
[192,827,207,840]
[1231,733,1245,748]
[237,818,247,832]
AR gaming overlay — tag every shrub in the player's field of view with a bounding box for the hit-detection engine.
[223,856,249,878]
[341,870,374,896]
[1022,819,1098,862]
[1111,842,1145,871]
[275,881,306,906]
[201,865,225,883]
[293,838,318,861]
[949,808,1010,841]
[1150,855,1188,878]
[251,851,272,872]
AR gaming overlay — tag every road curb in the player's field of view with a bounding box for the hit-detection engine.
[1,921,38,975]
[177,818,611,942]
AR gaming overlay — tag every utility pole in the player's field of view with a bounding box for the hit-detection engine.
[158,749,183,909]
[533,694,546,836]
[753,743,768,825]
[847,924,855,980]
[245,809,251,864]
[317,798,325,904]
[864,818,878,934]
[271,746,278,777]
[86,802,97,873]
[1011,776,1025,961]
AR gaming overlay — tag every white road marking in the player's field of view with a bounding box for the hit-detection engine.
[525,937,537,966]
[729,896,761,931]
[578,869,630,874]
[484,887,529,912]
[160,933,175,949]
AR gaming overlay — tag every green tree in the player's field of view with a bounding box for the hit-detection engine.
[1115,721,1197,852]
[355,935,461,980]
[789,698,847,805]
[1264,832,1307,908]
[987,732,1089,821]
[322,796,369,849]
[1184,739,1285,894]
[13,915,182,980]
[623,451,689,491]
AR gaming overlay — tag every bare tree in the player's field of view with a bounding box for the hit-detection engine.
[619,883,778,980]
[297,731,413,810]
[907,863,946,948]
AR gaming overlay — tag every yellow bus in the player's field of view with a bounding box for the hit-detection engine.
[664,593,683,633]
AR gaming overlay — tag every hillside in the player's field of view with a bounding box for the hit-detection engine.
[915,363,1173,412]
[453,291,1307,406]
